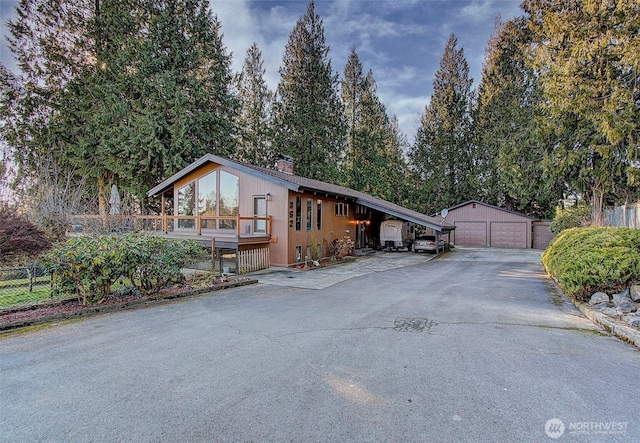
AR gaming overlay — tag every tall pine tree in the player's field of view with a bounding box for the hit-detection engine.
[409,34,475,214]
[476,18,559,217]
[235,43,274,168]
[341,47,408,202]
[271,1,346,182]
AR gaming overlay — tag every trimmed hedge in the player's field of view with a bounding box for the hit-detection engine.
[542,227,640,301]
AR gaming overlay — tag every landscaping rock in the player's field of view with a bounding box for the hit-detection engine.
[612,291,632,306]
[630,285,640,302]
[616,300,637,314]
[622,315,640,328]
[595,302,614,309]
[600,307,619,318]
[589,292,610,306]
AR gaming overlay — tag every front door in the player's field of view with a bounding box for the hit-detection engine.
[356,221,368,248]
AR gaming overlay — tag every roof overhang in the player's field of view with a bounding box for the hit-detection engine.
[147,154,300,197]
[356,197,456,233]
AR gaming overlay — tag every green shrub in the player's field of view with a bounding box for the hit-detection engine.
[542,227,640,300]
[123,235,205,295]
[42,234,205,304]
[548,203,592,234]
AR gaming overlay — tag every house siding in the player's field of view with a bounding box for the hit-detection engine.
[166,160,358,266]
[286,191,354,265]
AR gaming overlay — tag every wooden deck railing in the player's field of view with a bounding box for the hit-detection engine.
[67,214,272,236]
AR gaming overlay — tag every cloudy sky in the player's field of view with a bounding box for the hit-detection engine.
[0,0,524,139]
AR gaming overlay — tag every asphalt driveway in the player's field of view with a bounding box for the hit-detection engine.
[2,247,639,442]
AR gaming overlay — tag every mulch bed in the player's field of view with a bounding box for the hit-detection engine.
[0,277,257,332]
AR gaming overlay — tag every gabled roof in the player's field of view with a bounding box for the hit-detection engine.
[148,154,456,233]
[442,199,539,220]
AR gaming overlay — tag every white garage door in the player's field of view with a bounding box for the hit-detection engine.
[454,221,487,247]
[490,222,527,248]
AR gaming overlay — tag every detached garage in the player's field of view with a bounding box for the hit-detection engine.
[435,200,537,249]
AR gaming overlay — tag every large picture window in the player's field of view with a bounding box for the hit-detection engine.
[177,182,195,229]
[175,169,239,230]
[219,171,239,229]
[198,171,217,229]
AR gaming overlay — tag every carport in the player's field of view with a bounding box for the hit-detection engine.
[353,195,456,255]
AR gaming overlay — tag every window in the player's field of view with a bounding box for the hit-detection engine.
[306,245,313,261]
[254,196,267,233]
[316,200,322,230]
[176,169,239,231]
[295,196,302,231]
[335,202,349,217]
[219,171,239,229]
[306,199,313,231]
[177,182,196,229]
[198,171,217,229]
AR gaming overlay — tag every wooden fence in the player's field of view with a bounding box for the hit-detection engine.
[238,248,271,274]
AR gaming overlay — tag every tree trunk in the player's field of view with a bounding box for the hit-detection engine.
[591,185,605,226]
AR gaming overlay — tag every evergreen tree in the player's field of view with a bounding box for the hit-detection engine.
[523,0,640,225]
[1,0,238,213]
[409,34,475,214]
[383,115,411,206]
[272,1,346,182]
[341,48,409,202]
[235,43,274,168]
[476,18,558,218]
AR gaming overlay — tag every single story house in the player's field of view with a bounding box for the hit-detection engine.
[147,154,456,268]
[429,199,553,249]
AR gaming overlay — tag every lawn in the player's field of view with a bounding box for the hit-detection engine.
[0,284,53,309]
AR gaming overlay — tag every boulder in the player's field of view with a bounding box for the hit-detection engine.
[612,289,631,304]
[616,300,637,314]
[622,315,640,328]
[630,285,640,302]
[589,292,610,306]
[596,302,614,309]
[600,307,619,318]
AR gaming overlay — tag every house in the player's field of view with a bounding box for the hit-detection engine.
[429,199,553,249]
[147,154,455,269]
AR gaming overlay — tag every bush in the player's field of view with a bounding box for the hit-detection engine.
[542,227,640,301]
[548,203,592,234]
[42,233,205,304]
[124,234,205,295]
[0,206,52,265]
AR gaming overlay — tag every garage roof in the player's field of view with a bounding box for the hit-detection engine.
[148,154,456,233]
[440,199,539,220]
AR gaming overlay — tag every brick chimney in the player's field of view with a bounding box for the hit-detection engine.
[275,154,294,174]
